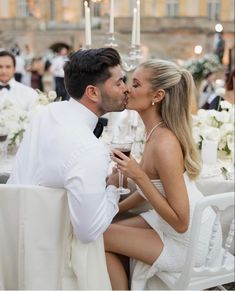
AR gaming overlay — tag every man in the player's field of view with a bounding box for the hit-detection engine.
[0,50,38,111]
[8,48,129,243]
[50,46,70,101]
[214,32,225,64]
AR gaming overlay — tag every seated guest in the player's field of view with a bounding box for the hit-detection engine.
[199,71,216,108]
[0,50,38,111]
[205,69,235,110]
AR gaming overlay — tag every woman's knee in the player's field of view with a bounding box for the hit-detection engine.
[103,224,117,249]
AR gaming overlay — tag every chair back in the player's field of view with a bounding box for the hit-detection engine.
[158,192,235,290]
[0,184,111,290]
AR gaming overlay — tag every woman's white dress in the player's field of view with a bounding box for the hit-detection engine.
[131,172,222,290]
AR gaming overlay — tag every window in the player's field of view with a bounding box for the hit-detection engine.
[208,0,220,20]
[166,0,179,17]
[49,0,56,21]
[17,0,29,17]
[92,2,101,17]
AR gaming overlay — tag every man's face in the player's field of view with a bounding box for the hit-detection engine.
[0,56,15,84]
[98,65,129,115]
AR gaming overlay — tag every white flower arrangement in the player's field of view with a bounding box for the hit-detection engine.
[36,89,58,104]
[192,102,235,156]
[184,53,221,81]
[0,90,57,151]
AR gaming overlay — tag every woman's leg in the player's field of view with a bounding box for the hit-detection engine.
[115,215,151,228]
[106,252,129,290]
[104,217,163,290]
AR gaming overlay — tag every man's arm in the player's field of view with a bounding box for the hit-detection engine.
[64,142,120,243]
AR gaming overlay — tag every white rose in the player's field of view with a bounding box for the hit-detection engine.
[48,91,57,101]
[220,100,232,110]
[192,127,202,144]
[197,109,209,124]
[200,126,221,141]
[215,110,230,123]
[220,123,234,137]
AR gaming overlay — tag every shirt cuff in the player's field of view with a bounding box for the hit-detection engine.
[106,185,120,204]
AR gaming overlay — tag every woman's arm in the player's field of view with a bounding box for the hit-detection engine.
[118,191,145,213]
[112,132,189,233]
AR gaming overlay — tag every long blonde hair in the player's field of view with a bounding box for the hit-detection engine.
[140,60,201,179]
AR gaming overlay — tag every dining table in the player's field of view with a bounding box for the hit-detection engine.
[0,148,234,255]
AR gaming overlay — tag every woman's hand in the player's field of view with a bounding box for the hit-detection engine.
[111,149,146,182]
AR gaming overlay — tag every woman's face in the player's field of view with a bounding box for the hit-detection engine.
[127,67,155,112]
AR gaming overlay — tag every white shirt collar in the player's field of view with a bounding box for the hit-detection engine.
[0,78,16,87]
[68,98,98,131]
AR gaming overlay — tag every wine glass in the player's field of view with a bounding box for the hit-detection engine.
[110,139,133,195]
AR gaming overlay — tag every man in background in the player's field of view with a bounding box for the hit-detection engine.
[50,46,69,101]
[214,32,225,64]
[0,50,38,111]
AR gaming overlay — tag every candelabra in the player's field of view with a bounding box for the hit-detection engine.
[122,45,142,72]
[104,32,118,48]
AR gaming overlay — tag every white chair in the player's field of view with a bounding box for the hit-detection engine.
[152,192,235,290]
[0,184,111,290]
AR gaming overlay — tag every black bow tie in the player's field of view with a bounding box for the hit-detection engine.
[93,118,108,138]
[0,84,10,90]
[93,120,104,138]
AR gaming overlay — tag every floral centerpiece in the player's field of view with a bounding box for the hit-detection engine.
[184,53,221,82]
[0,90,57,153]
[192,101,234,157]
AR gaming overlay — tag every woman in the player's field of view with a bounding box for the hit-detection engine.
[104,60,222,290]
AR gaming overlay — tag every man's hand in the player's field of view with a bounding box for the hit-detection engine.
[106,166,119,187]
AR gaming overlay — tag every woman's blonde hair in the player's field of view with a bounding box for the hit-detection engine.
[140,59,201,179]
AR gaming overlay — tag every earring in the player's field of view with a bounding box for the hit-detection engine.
[152,101,155,106]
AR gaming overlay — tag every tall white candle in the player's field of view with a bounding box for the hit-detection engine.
[109,0,114,34]
[136,0,140,46]
[131,8,137,47]
[84,1,91,46]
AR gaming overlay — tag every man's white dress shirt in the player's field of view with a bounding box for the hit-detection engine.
[8,98,119,243]
[50,56,67,78]
[0,78,38,111]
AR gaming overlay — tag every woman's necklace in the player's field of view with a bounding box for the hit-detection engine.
[145,120,164,142]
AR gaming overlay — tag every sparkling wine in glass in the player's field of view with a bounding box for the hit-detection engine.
[110,140,133,195]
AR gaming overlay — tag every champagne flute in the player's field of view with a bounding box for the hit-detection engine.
[110,139,133,195]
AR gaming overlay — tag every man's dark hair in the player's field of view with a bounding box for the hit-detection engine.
[0,50,16,67]
[64,48,121,99]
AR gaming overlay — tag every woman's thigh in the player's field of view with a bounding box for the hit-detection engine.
[115,215,151,229]
[104,224,164,265]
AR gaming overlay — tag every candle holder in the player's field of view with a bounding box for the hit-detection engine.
[135,44,143,60]
[104,32,118,47]
[122,46,139,72]
[81,45,91,50]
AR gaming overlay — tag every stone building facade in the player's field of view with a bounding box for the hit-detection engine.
[0,0,234,62]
